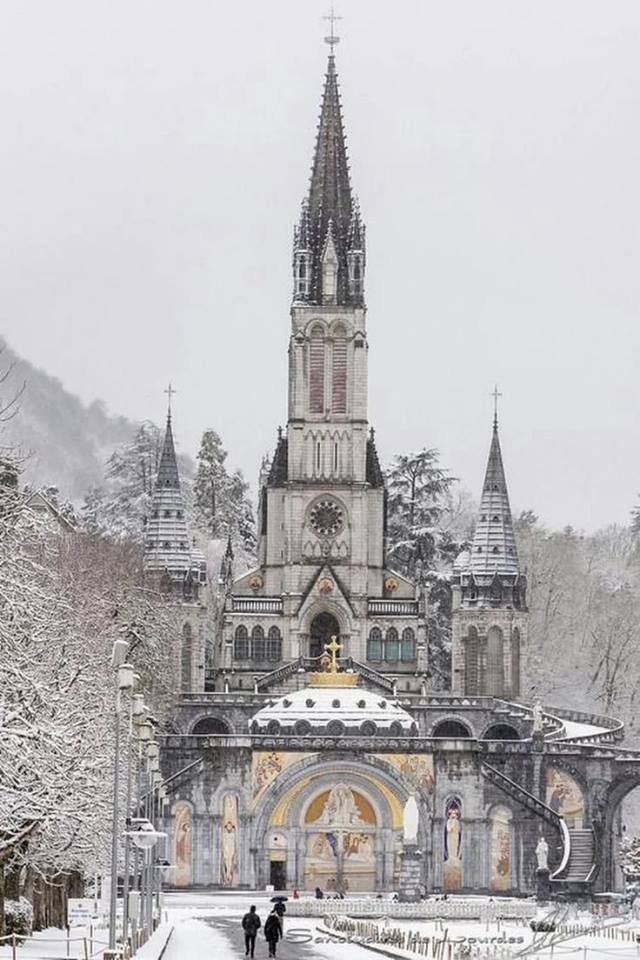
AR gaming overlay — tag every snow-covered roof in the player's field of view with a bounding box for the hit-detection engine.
[251,684,417,737]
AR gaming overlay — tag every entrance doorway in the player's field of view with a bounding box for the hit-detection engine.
[269,860,286,890]
[309,612,340,659]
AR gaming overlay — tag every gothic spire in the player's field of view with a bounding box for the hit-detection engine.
[144,398,206,594]
[293,52,365,306]
[469,417,520,577]
[155,410,180,490]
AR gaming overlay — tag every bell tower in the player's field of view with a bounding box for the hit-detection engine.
[219,33,425,691]
[451,401,528,700]
[288,50,368,485]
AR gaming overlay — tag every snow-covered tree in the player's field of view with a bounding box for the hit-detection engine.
[193,429,256,555]
[385,449,472,686]
[0,472,180,932]
[81,421,161,540]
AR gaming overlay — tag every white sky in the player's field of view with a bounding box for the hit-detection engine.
[1,0,639,530]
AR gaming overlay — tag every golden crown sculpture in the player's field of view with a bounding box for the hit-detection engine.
[309,637,359,687]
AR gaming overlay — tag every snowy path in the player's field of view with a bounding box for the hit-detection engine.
[163,913,358,960]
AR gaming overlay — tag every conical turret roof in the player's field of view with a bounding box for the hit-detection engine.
[155,414,180,490]
[469,419,520,577]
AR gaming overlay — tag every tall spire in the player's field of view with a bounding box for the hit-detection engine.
[292,39,365,306]
[155,409,180,490]
[144,395,206,594]
[469,417,519,577]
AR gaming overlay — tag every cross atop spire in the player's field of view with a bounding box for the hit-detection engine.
[491,385,502,431]
[323,6,341,52]
[164,382,177,419]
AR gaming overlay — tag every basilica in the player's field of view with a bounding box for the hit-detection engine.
[151,44,640,897]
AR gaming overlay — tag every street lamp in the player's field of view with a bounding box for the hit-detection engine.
[108,648,135,951]
[122,691,148,952]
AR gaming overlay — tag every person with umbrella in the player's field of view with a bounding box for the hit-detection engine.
[271,894,288,919]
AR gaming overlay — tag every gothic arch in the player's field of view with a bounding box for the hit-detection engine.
[485,626,504,695]
[181,622,193,693]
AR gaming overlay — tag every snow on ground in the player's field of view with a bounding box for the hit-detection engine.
[560,718,609,740]
[0,922,109,958]
[159,892,640,960]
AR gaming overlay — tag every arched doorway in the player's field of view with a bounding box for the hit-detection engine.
[310,612,340,659]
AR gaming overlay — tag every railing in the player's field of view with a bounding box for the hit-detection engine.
[284,897,537,920]
[481,762,563,830]
[368,599,419,616]
[256,658,306,690]
[348,658,395,693]
[481,761,573,883]
[231,597,283,614]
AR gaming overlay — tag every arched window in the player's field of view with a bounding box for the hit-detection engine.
[332,324,347,414]
[266,626,282,661]
[251,625,265,660]
[401,627,416,662]
[234,625,249,661]
[385,627,399,662]
[485,626,505,696]
[465,626,479,695]
[511,628,521,698]
[367,627,382,662]
[181,623,192,693]
[309,325,325,414]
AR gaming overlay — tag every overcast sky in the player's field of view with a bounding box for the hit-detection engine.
[1,0,639,530]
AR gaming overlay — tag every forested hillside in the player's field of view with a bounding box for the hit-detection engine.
[0,339,136,501]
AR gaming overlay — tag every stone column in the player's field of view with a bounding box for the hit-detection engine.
[398,844,423,902]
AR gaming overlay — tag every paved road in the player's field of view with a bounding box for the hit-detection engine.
[204,915,322,960]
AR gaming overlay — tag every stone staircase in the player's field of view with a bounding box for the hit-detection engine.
[481,762,596,885]
[256,657,394,694]
[563,829,596,883]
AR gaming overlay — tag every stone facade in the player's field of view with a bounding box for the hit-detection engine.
[151,48,640,900]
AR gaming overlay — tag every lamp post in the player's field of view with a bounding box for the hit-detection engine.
[108,643,134,951]
[122,693,147,950]
[126,820,165,945]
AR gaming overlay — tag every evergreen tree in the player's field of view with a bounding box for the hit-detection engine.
[385,449,472,687]
[81,421,162,540]
[193,429,256,555]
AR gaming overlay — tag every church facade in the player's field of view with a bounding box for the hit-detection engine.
[151,46,640,898]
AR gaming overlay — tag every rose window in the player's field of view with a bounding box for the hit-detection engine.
[309,500,344,537]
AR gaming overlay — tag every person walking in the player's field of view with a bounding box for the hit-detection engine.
[241,905,261,958]
[264,909,283,958]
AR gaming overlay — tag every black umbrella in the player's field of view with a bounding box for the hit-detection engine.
[270,895,289,902]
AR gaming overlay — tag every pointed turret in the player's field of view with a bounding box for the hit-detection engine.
[144,402,206,595]
[155,413,180,490]
[451,406,528,699]
[292,53,365,306]
[469,419,519,577]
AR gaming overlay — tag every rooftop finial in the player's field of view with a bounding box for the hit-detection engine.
[323,5,341,53]
[164,382,177,420]
[491,384,502,431]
